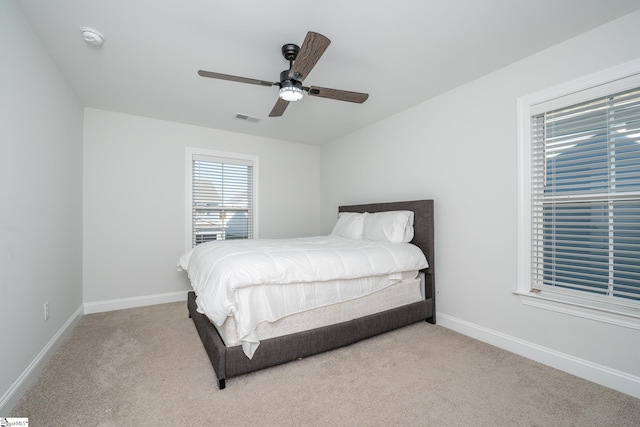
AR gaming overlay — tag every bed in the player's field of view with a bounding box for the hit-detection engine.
[182,199,435,389]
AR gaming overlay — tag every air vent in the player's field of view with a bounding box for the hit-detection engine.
[235,113,262,123]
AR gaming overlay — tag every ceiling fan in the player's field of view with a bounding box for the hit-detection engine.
[197,31,369,117]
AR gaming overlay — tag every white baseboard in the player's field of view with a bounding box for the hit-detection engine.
[83,290,189,314]
[437,313,640,400]
[0,305,83,415]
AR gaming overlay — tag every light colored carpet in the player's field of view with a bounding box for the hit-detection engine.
[10,302,640,426]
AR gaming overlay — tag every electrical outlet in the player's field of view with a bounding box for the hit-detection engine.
[44,301,50,321]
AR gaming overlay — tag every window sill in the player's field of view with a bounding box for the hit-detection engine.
[514,290,640,331]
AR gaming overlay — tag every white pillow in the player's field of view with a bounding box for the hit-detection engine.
[362,211,414,243]
[330,212,364,239]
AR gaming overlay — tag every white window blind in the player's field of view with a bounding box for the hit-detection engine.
[530,87,640,302]
[190,154,254,246]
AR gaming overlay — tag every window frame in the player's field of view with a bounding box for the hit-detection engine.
[185,147,258,251]
[516,59,640,330]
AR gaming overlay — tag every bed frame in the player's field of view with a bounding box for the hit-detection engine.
[187,199,435,389]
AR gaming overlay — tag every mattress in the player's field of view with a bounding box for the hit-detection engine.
[215,272,425,348]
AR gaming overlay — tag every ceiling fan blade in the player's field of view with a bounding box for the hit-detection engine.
[288,32,331,82]
[269,98,290,117]
[307,86,369,103]
[198,70,276,87]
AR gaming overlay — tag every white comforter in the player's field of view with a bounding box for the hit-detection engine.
[178,235,428,358]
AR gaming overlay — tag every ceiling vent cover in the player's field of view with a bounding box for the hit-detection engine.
[235,113,262,123]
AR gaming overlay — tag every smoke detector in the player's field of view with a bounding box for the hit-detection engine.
[80,27,105,46]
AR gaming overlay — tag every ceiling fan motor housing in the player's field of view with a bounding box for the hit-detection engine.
[279,70,303,89]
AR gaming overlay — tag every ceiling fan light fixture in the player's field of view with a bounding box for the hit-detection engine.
[279,86,304,102]
[278,79,304,102]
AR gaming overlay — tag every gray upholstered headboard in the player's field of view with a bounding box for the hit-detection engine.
[338,200,435,280]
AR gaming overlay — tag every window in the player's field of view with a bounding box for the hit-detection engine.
[517,60,640,328]
[185,148,258,248]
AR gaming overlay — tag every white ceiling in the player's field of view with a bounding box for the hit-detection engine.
[17,0,640,145]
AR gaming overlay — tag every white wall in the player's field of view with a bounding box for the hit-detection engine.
[0,0,84,412]
[83,109,322,306]
[320,11,640,396]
